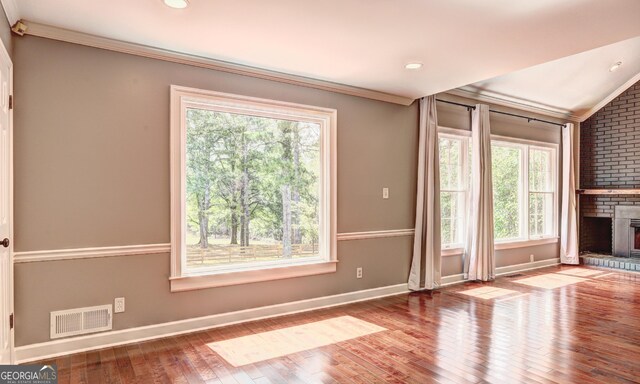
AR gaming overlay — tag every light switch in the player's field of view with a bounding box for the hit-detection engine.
[382,187,389,199]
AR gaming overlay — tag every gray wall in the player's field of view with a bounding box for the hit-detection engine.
[13,36,566,347]
[13,36,418,346]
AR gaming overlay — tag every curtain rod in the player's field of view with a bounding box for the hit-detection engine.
[435,98,565,128]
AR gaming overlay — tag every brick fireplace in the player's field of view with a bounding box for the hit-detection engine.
[579,80,640,255]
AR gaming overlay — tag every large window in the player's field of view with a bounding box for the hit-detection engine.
[438,128,557,252]
[170,86,336,291]
[439,134,469,249]
[492,138,557,242]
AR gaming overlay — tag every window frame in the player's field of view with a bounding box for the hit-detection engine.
[527,146,556,239]
[169,85,337,292]
[491,135,559,245]
[437,127,559,256]
[438,129,471,251]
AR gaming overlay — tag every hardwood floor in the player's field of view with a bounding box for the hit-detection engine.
[34,265,640,383]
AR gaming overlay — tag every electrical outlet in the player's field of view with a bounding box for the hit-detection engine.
[114,297,125,313]
[530,254,534,263]
[356,267,363,279]
[382,188,389,199]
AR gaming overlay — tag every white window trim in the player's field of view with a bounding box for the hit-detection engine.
[169,85,337,292]
[437,128,559,252]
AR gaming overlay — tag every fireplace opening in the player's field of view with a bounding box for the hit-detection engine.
[635,226,640,250]
[580,216,612,254]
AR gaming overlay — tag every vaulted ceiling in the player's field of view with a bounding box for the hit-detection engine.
[6,0,640,119]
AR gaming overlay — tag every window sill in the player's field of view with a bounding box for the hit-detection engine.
[494,237,559,250]
[441,237,559,256]
[442,247,464,257]
[170,260,338,292]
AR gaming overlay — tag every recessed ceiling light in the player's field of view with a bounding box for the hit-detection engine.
[405,62,423,70]
[609,61,623,72]
[164,0,189,9]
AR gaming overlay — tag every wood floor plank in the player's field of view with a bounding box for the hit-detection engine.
[28,265,640,383]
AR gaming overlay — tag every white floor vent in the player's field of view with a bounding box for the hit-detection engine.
[50,304,112,339]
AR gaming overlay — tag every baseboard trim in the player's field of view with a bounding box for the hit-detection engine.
[14,258,561,363]
[496,258,560,276]
[439,258,560,288]
[15,283,409,363]
[441,273,465,286]
[13,244,171,263]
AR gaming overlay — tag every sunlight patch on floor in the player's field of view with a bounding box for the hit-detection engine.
[593,272,615,279]
[207,315,386,367]
[556,268,604,277]
[459,286,519,299]
[514,273,587,289]
[495,293,530,302]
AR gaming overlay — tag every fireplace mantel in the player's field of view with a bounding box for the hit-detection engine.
[576,189,640,195]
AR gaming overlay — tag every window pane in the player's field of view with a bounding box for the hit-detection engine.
[440,191,465,246]
[492,144,522,240]
[439,138,461,190]
[529,148,552,192]
[185,108,321,271]
[529,192,554,237]
[439,135,467,248]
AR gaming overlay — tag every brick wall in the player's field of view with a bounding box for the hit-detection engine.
[579,80,640,252]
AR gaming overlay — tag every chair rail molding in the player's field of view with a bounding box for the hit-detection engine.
[13,229,415,263]
[336,229,415,241]
[13,244,171,263]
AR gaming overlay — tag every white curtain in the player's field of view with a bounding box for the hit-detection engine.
[464,104,495,281]
[408,96,441,290]
[561,123,579,264]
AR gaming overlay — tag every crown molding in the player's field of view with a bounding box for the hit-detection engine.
[447,87,579,122]
[577,71,640,122]
[20,20,414,106]
[0,0,18,25]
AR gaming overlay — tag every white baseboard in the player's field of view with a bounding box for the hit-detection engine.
[441,273,465,286]
[14,257,560,363]
[439,258,560,287]
[15,283,409,363]
[496,258,560,276]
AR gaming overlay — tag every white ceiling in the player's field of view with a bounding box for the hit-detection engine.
[460,36,640,119]
[9,0,640,116]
